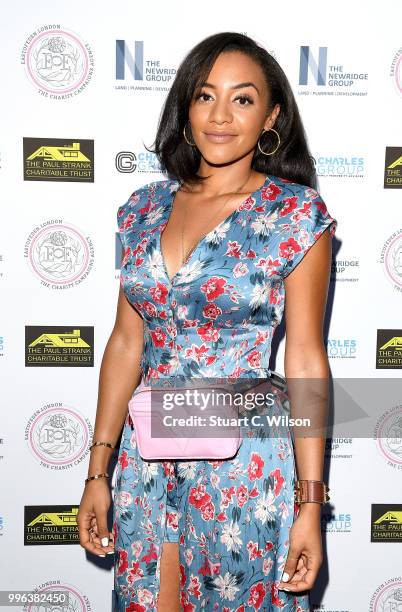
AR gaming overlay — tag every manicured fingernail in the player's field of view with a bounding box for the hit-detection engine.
[101,537,109,547]
[282,587,290,591]
[98,554,106,557]
[107,550,114,555]
[282,572,289,582]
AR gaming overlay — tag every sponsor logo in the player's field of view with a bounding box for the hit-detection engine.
[384,147,402,188]
[327,339,357,359]
[23,138,94,182]
[24,221,94,288]
[313,154,365,178]
[115,40,176,92]
[298,46,368,96]
[115,150,162,174]
[324,437,353,459]
[371,504,402,542]
[380,229,402,292]
[374,404,402,470]
[331,257,360,283]
[25,326,94,367]
[369,577,402,611]
[21,580,92,612]
[322,511,351,533]
[390,48,402,96]
[21,25,94,98]
[25,402,93,469]
[376,330,402,369]
[24,505,80,545]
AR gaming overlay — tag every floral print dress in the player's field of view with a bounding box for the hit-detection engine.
[112,174,337,611]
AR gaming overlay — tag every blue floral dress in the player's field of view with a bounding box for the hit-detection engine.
[112,175,337,611]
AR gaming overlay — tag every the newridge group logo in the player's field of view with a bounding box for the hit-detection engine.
[115,40,176,92]
[24,505,80,545]
[384,147,402,188]
[25,326,94,367]
[23,138,94,182]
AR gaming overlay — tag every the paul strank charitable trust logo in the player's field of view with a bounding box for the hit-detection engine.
[21,25,94,99]
[384,147,402,188]
[376,329,402,369]
[374,404,402,470]
[22,580,92,612]
[390,48,402,97]
[380,229,402,292]
[25,402,93,469]
[115,149,162,174]
[115,40,176,92]
[24,505,80,545]
[370,577,402,612]
[25,326,94,367]
[371,504,402,542]
[312,154,365,178]
[24,221,94,289]
[298,46,368,96]
[23,138,94,182]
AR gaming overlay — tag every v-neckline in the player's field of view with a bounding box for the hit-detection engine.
[158,174,271,285]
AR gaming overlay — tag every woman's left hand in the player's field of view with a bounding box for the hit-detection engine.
[277,504,323,593]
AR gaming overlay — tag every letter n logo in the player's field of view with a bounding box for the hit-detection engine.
[299,46,327,86]
[116,41,144,80]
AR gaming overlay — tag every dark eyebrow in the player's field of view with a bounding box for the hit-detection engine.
[201,81,260,94]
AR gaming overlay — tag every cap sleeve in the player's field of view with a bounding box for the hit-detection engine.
[116,189,143,250]
[279,187,337,278]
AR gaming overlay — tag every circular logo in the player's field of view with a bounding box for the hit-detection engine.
[380,229,402,292]
[23,581,92,612]
[374,404,402,469]
[25,221,94,288]
[391,48,402,96]
[370,577,402,611]
[25,403,93,469]
[21,26,94,97]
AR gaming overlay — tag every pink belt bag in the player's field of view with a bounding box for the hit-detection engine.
[127,381,243,461]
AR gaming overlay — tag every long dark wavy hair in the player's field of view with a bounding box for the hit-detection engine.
[152,32,317,189]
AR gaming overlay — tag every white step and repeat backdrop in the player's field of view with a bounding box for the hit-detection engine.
[0,1,401,611]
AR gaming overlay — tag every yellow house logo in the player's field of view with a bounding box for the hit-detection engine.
[388,155,402,169]
[27,142,90,162]
[374,511,402,525]
[28,507,79,527]
[379,337,402,351]
[29,329,90,348]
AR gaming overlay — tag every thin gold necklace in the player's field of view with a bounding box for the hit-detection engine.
[180,173,253,265]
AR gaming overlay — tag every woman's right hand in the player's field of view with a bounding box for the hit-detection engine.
[77,479,115,557]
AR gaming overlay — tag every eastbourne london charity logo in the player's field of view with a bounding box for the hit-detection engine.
[25,326,94,367]
[374,404,402,470]
[371,504,402,542]
[380,229,402,292]
[298,46,368,96]
[376,329,402,369]
[115,39,176,92]
[24,505,80,545]
[25,402,93,469]
[390,48,402,96]
[23,138,94,182]
[384,147,402,188]
[115,149,162,174]
[313,154,365,178]
[21,580,92,612]
[21,25,94,98]
[370,577,402,612]
[24,221,94,288]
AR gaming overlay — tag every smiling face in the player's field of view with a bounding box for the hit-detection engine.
[188,51,280,167]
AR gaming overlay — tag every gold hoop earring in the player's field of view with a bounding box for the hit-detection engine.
[183,122,197,147]
[257,128,280,156]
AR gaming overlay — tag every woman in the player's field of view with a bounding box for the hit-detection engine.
[77,32,337,611]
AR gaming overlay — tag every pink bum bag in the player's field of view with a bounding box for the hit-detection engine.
[128,381,243,461]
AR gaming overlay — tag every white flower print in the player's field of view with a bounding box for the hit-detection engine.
[249,282,271,309]
[142,461,159,484]
[205,221,231,245]
[254,489,276,524]
[145,250,165,281]
[145,206,164,225]
[177,462,197,480]
[175,259,205,283]
[220,520,243,552]
[212,571,240,601]
[250,214,275,237]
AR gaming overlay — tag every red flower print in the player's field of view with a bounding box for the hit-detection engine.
[247,453,265,481]
[236,484,249,507]
[246,349,261,369]
[278,237,302,261]
[247,540,263,561]
[261,181,282,201]
[141,542,158,564]
[149,281,168,305]
[118,450,129,470]
[246,249,256,259]
[247,582,266,610]
[119,211,136,231]
[203,303,222,320]
[201,500,215,521]
[188,575,202,599]
[117,549,128,575]
[198,556,221,576]
[238,195,255,210]
[197,321,220,342]
[269,467,285,497]
[279,195,298,216]
[150,327,167,348]
[127,560,144,584]
[200,276,226,301]
[216,511,227,522]
[205,355,217,366]
[184,343,209,364]
[255,255,282,276]
[142,300,157,317]
[189,484,212,509]
[225,240,242,258]
[254,330,269,347]
[157,363,171,375]
[126,603,146,612]
[179,563,187,588]
[220,486,236,508]
[121,246,131,267]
